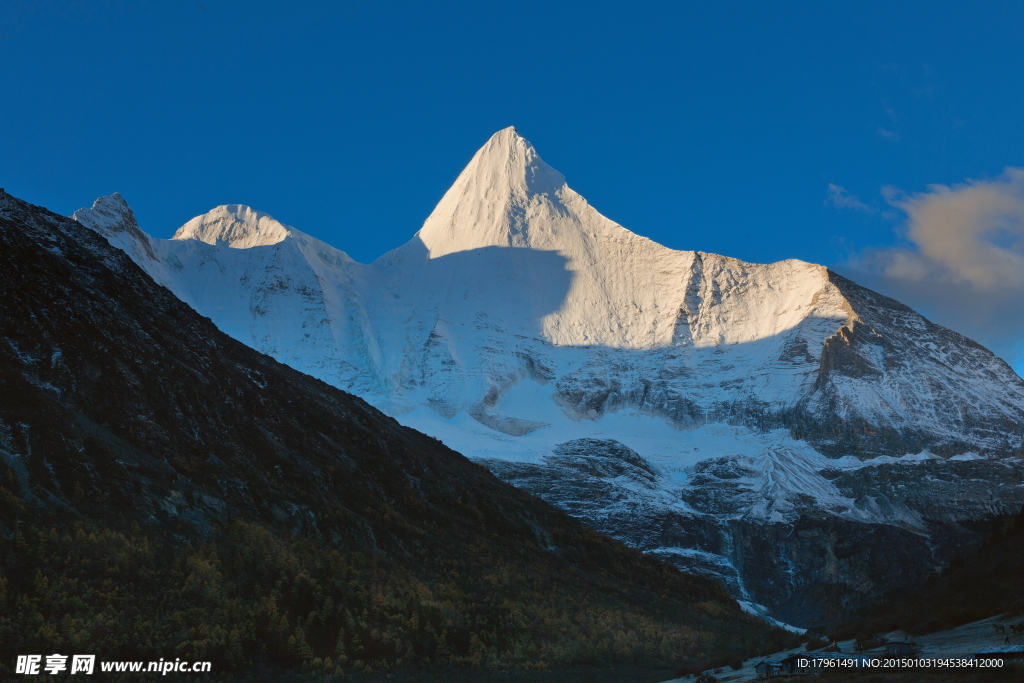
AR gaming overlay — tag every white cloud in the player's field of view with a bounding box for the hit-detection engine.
[877,169,1024,289]
[841,168,1024,371]
[825,184,874,214]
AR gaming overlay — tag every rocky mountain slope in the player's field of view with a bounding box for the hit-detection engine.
[832,504,1024,639]
[70,128,1024,626]
[0,189,790,675]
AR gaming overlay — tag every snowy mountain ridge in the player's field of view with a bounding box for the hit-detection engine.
[174,204,296,248]
[72,128,1024,625]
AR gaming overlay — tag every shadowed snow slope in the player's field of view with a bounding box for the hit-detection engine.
[73,127,1024,627]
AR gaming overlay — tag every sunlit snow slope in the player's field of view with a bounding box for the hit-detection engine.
[73,128,1024,625]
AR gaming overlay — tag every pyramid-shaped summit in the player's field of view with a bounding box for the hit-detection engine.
[413,126,645,259]
[448,126,562,196]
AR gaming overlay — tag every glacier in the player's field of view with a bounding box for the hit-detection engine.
[72,127,1024,626]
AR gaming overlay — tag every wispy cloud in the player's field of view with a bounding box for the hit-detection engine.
[841,168,1024,370]
[825,184,874,214]
[877,97,901,141]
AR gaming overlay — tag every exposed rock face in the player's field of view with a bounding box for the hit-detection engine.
[797,274,1024,459]
[483,439,750,597]
[488,438,1024,626]
[727,516,938,626]
[67,128,1024,627]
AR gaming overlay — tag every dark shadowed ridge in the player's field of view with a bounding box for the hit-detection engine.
[830,504,1024,640]
[0,190,795,679]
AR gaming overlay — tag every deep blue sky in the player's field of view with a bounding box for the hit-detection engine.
[4,1,1024,367]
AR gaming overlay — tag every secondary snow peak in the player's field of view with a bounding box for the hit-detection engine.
[73,193,136,233]
[173,205,292,248]
[73,193,162,266]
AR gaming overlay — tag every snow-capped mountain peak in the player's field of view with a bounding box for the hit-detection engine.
[173,204,293,248]
[67,130,1024,626]
[411,126,641,259]
[383,129,852,353]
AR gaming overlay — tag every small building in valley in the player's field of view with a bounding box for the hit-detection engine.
[754,660,782,679]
